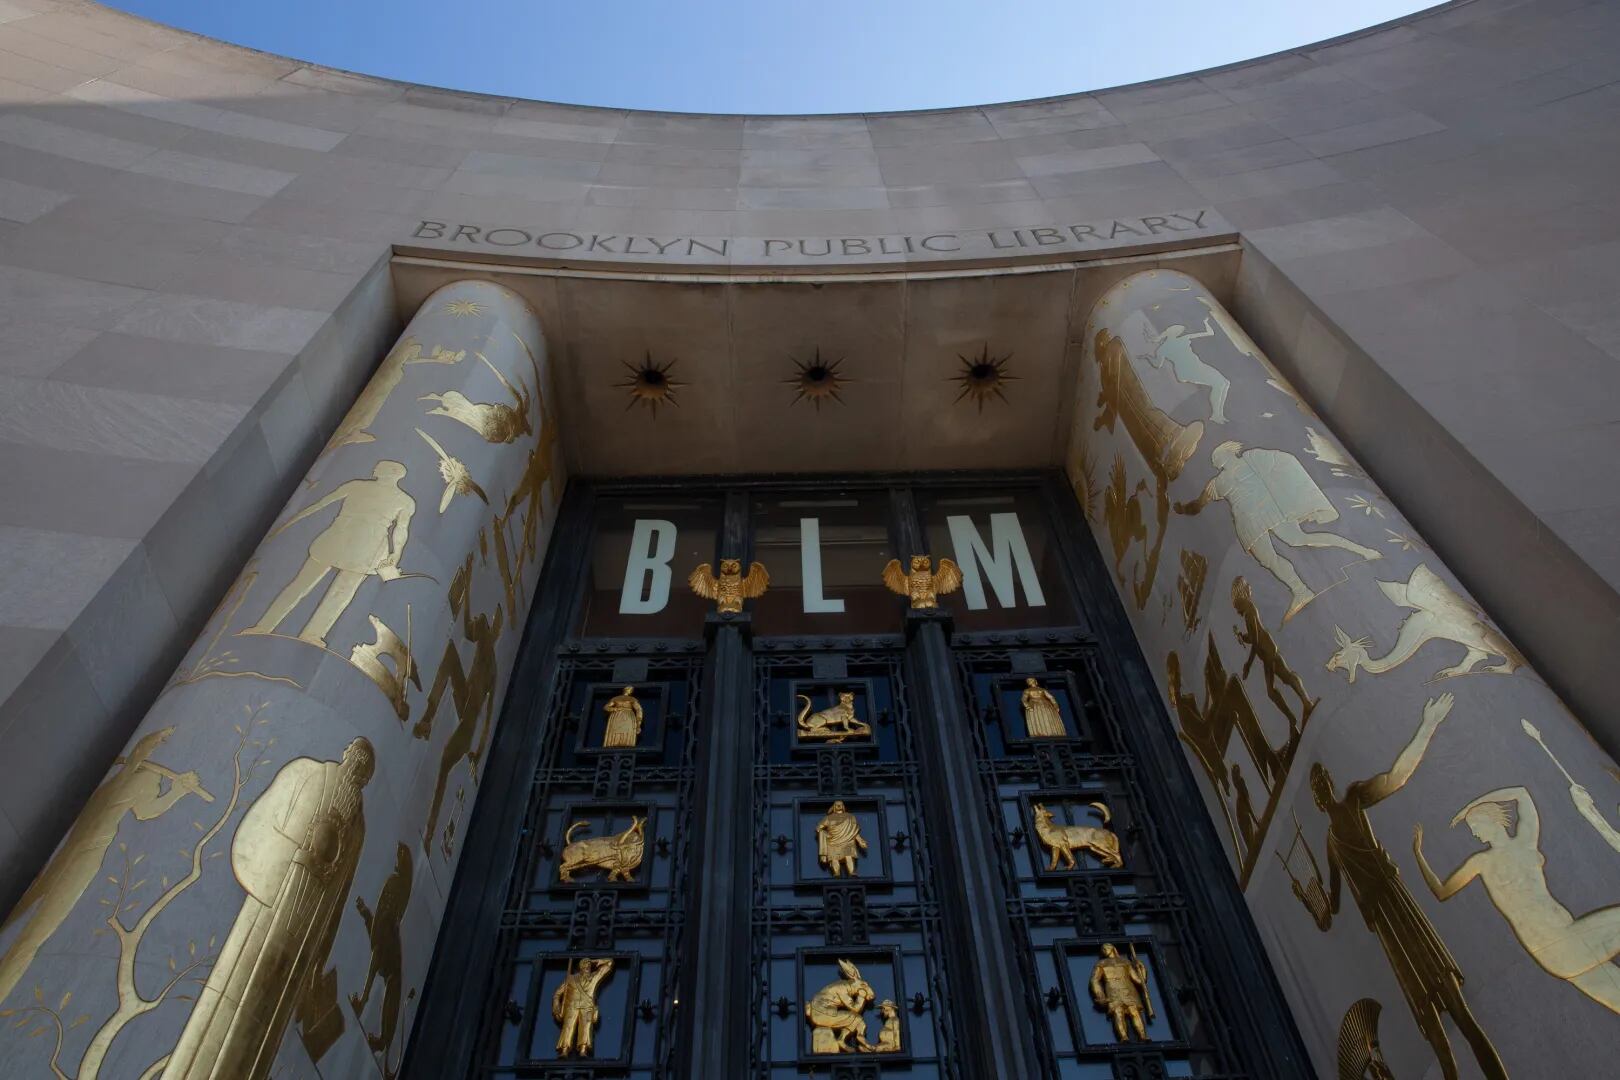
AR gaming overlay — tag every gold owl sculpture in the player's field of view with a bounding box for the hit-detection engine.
[688,558,769,614]
[882,555,963,609]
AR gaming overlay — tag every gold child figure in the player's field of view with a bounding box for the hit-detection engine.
[602,686,644,749]
[816,800,868,877]
[1089,943,1153,1042]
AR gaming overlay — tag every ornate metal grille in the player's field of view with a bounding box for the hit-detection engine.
[473,641,705,1077]
[749,638,961,1079]
[954,628,1249,1079]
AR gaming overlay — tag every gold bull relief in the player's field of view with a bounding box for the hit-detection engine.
[1327,563,1524,682]
[1032,802,1122,870]
[558,818,646,884]
[796,692,871,744]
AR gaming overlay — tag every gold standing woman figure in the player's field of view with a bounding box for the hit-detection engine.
[1020,677,1067,739]
[1415,785,1620,1013]
[816,801,868,878]
[602,686,644,749]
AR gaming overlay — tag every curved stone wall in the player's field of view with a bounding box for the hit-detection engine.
[0,279,562,1078]
[1067,267,1620,1077]
[1,0,1618,937]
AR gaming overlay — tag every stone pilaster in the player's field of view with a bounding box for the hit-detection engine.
[1068,268,1620,1078]
[0,279,563,1080]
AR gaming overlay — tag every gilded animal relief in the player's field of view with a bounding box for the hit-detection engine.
[689,558,769,614]
[420,352,533,444]
[1327,564,1523,682]
[1032,802,1123,870]
[416,427,489,512]
[797,692,872,744]
[881,555,963,609]
[558,817,646,884]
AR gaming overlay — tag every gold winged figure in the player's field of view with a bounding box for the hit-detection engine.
[416,428,489,513]
[882,555,962,609]
[688,558,769,614]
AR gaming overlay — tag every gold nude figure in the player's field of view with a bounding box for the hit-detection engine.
[602,686,644,749]
[559,817,646,884]
[805,958,874,1054]
[1090,942,1153,1042]
[816,800,868,877]
[797,692,872,744]
[1020,677,1066,739]
[553,957,614,1057]
[1032,802,1123,870]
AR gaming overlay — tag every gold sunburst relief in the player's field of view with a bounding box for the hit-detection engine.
[444,299,484,317]
[784,349,849,409]
[616,353,684,415]
[950,345,1017,411]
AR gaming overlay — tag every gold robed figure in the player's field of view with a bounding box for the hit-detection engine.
[816,800,868,878]
[553,957,614,1057]
[1089,942,1153,1043]
[602,686,644,749]
[164,738,375,1080]
[1020,677,1066,739]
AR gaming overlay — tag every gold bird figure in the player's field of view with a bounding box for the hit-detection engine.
[688,558,769,614]
[416,428,489,513]
[882,555,963,609]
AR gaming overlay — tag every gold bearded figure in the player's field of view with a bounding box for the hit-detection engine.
[559,817,645,883]
[816,800,868,877]
[805,958,875,1054]
[797,692,872,744]
[602,685,644,748]
[1020,677,1066,739]
[553,957,614,1057]
[420,353,533,444]
[688,558,769,614]
[881,555,962,609]
[1089,942,1153,1042]
[1032,802,1123,870]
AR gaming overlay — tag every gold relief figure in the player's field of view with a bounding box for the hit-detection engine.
[1176,549,1207,635]
[350,843,412,1071]
[1020,677,1067,739]
[881,555,963,610]
[1174,441,1381,623]
[416,428,489,512]
[553,957,613,1057]
[1522,719,1620,854]
[1139,315,1231,423]
[602,686,644,748]
[417,557,504,854]
[1415,786,1620,1013]
[1286,694,1507,1080]
[420,353,533,444]
[1231,764,1261,852]
[796,692,872,744]
[805,959,875,1054]
[1090,328,1203,607]
[1089,943,1153,1042]
[349,613,420,722]
[1232,576,1316,740]
[816,801,868,878]
[1070,438,1101,524]
[558,817,646,884]
[246,461,417,649]
[315,338,463,464]
[1337,998,1395,1080]
[688,558,769,614]
[862,999,902,1053]
[164,738,376,1079]
[1103,453,1149,588]
[1032,802,1123,870]
[1327,564,1524,682]
[0,727,213,1006]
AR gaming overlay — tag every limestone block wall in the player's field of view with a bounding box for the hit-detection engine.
[1066,268,1620,1078]
[0,279,563,1079]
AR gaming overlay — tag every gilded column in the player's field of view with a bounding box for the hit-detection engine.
[1067,268,1620,1079]
[0,279,564,1079]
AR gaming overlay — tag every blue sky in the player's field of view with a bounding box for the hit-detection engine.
[108,1,1436,113]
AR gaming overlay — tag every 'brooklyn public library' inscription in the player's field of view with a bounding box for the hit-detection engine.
[408,208,1228,267]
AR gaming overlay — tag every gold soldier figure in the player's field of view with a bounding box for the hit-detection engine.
[247,460,417,649]
[553,957,614,1057]
[349,843,413,1062]
[601,685,644,749]
[1089,942,1153,1042]
[0,727,212,1005]
[1299,693,1507,1080]
[1020,676,1066,739]
[816,800,868,878]
[881,554,962,609]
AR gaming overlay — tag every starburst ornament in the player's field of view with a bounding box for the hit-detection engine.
[784,349,848,409]
[445,299,484,317]
[950,345,1017,412]
[616,353,684,415]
